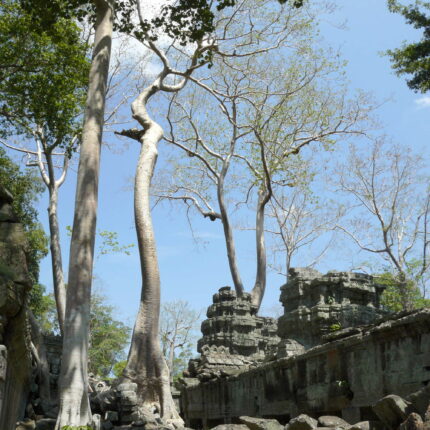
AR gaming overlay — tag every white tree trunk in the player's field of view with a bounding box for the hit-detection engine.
[218,155,245,297]
[55,2,113,428]
[251,189,269,309]
[122,122,182,423]
[47,184,66,335]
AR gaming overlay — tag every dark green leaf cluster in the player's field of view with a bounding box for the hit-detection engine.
[0,147,48,283]
[387,0,430,92]
[88,292,131,377]
[0,0,90,151]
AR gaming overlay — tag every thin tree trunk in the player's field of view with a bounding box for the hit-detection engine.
[168,339,175,384]
[55,2,113,428]
[218,156,245,297]
[47,184,66,335]
[251,189,269,310]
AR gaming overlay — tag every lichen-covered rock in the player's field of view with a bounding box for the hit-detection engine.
[318,416,349,428]
[373,394,413,429]
[285,414,318,430]
[239,416,283,430]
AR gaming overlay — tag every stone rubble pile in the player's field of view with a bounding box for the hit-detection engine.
[205,385,430,430]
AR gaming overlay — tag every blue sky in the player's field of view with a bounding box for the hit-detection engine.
[30,0,430,325]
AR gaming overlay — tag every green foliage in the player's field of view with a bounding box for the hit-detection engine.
[329,322,342,332]
[98,230,135,257]
[29,284,59,333]
[387,0,430,92]
[0,0,90,150]
[0,147,48,282]
[378,271,430,312]
[112,360,127,378]
[88,292,131,377]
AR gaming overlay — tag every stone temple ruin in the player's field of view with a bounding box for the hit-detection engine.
[277,267,386,350]
[185,287,278,383]
[180,269,430,428]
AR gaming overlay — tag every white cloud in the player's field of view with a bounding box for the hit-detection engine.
[415,96,430,109]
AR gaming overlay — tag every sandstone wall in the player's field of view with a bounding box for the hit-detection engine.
[180,309,430,428]
[0,186,33,430]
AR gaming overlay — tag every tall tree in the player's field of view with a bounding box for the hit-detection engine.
[0,0,90,334]
[334,139,430,310]
[116,8,215,419]
[159,301,201,383]
[387,0,430,92]
[159,0,372,309]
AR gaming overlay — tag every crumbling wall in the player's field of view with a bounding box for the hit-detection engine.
[181,308,430,428]
[0,186,33,430]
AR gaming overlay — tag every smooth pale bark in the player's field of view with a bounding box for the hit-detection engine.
[56,2,113,428]
[250,189,270,308]
[121,82,182,424]
[217,145,245,297]
[47,185,66,334]
[45,151,67,335]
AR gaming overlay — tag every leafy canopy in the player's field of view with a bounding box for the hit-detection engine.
[387,0,430,92]
[0,0,89,151]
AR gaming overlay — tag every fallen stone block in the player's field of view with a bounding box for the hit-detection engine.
[285,414,318,430]
[210,425,250,430]
[373,394,413,428]
[399,413,424,430]
[34,418,56,430]
[239,416,283,430]
[407,385,430,418]
[318,415,350,428]
[119,390,138,406]
[347,421,384,430]
[117,382,138,392]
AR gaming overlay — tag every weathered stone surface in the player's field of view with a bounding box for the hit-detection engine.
[278,268,386,349]
[185,287,279,382]
[318,415,349,428]
[407,385,430,417]
[0,186,33,430]
[239,416,283,430]
[347,422,384,430]
[181,308,430,427]
[285,414,318,430]
[117,382,138,392]
[373,394,412,429]
[16,419,36,429]
[399,413,424,430]
[119,390,138,406]
[103,420,114,430]
[210,425,249,430]
[105,411,119,422]
[34,418,56,430]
